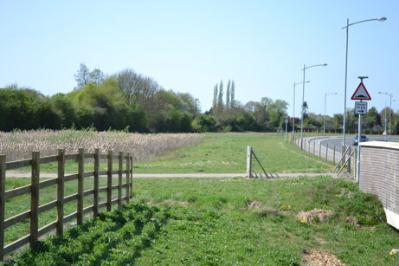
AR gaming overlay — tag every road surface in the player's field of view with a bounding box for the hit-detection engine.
[319,135,399,148]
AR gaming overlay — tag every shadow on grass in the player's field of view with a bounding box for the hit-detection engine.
[7,203,170,265]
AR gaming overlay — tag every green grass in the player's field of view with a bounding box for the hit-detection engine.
[8,176,399,265]
[4,176,129,247]
[13,133,332,174]
[135,133,333,173]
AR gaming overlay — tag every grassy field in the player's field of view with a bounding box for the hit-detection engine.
[8,176,399,265]
[135,133,333,173]
[4,176,128,246]
[10,133,332,175]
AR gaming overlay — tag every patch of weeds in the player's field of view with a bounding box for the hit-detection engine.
[307,179,385,226]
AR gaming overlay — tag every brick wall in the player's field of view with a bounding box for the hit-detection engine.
[359,141,399,229]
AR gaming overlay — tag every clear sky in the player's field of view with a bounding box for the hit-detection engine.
[1,0,398,115]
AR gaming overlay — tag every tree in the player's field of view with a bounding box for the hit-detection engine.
[230,80,235,108]
[332,114,343,132]
[90,68,105,85]
[364,107,381,133]
[74,63,91,89]
[117,69,139,104]
[212,84,218,111]
[226,80,231,110]
[218,81,224,112]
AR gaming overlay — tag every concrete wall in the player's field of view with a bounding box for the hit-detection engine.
[359,141,399,229]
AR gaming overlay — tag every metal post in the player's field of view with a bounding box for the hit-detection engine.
[300,65,306,150]
[246,146,252,178]
[324,93,327,134]
[292,83,295,136]
[333,145,336,164]
[313,140,316,155]
[285,117,288,141]
[347,146,352,174]
[319,142,321,158]
[384,98,387,141]
[356,112,362,181]
[389,94,392,139]
[343,18,349,151]
[390,95,392,136]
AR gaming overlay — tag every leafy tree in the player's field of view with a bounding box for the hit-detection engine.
[192,114,218,132]
[74,63,91,89]
[90,68,105,85]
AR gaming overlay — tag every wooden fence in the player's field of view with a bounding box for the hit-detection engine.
[0,148,133,260]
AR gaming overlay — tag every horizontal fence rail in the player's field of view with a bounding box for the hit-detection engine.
[0,149,133,260]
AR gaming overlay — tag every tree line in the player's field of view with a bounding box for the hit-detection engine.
[302,106,399,135]
[0,64,397,134]
[0,64,199,132]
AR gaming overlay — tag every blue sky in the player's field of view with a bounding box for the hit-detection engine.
[0,0,398,115]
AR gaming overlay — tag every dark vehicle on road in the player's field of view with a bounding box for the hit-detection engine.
[353,135,368,145]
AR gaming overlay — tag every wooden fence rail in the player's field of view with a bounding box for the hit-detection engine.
[0,148,133,260]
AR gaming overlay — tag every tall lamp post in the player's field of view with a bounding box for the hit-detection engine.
[324,92,338,133]
[300,63,328,150]
[378,91,393,141]
[292,80,309,136]
[342,17,387,148]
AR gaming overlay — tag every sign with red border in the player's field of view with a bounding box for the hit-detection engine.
[351,82,371,101]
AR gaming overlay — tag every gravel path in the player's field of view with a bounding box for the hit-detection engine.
[6,171,336,179]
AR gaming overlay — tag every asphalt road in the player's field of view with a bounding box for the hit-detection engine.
[319,135,399,148]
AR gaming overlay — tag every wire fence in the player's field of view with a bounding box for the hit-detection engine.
[289,133,356,177]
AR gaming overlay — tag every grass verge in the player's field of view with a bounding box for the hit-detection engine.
[135,133,333,173]
[7,176,399,265]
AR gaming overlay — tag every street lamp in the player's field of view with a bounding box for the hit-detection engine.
[378,91,393,141]
[292,80,309,136]
[324,92,338,134]
[342,16,387,148]
[300,63,328,150]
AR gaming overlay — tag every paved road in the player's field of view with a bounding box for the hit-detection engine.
[319,135,399,149]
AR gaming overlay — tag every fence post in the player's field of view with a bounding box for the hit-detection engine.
[333,145,336,164]
[319,143,321,158]
[0,155,6,260]
[93,149,99,218]
[30,151,40,250]
[125,153,130,203]
[347,146,352,174]
[130,156,133,198]
[107,150,112,211]
[246,146,252,178]
[56,149,65,237]
[326,143,329,161]
[118,152,123,207]
[313,140,316,155]
[77,148,84,225]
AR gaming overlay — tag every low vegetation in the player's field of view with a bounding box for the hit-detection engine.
[136,133,333,173]
[7,176,399,265]
[0,129,202,161]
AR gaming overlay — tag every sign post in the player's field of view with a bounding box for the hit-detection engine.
[351,76,371,181]
[285,117,288,140]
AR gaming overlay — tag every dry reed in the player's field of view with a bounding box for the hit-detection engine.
[0,129,202,162]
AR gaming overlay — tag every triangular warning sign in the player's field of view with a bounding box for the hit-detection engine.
[351,82,371,101]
